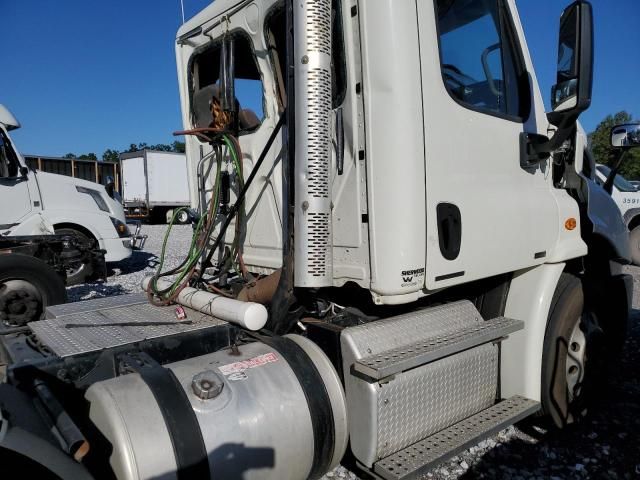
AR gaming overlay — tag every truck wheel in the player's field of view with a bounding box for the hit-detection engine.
[629,226,640,265]
[541,273,605,428]
[175,209,190,224]
[54,227,92,285]
[0,254,67,326]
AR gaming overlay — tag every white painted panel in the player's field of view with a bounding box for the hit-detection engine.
[146,152,190,205]
[121,156,146,204]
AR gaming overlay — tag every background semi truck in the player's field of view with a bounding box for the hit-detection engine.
[120,150,191,223]
[0,1,637,479]
[593,160,640,264]
[0,104,137,284]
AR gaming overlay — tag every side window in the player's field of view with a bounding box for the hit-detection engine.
[190,34,264,135]
[436,0,528,119]
[0,132,18,178]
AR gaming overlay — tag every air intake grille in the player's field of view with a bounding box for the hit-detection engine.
[306,0,331,55]
[307,68,331,198]
[307,212,330,276]
[294,0,333,288]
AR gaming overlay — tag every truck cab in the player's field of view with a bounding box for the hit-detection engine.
[0,104,133,283]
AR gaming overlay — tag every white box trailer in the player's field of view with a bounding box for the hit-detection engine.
[120,150,191,223]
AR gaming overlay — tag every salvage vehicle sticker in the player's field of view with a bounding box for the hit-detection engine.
[218,352,278,376]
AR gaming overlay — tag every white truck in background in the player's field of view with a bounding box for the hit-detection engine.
[119,150,191,224]
[593,161,640,264]
[0,104,135,284]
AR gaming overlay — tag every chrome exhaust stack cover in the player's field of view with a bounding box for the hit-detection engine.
[293,0,333,287]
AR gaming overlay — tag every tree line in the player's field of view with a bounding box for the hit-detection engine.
[61,141,186,162]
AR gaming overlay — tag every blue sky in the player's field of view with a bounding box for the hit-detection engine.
[1,0,638,157]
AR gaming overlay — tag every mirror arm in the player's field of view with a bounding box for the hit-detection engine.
[603,148,629,195]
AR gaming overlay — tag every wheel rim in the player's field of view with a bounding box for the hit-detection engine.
[65,261,86,278]
[566,318,587,402]
[178,211,189,223]
[0,279,45,325]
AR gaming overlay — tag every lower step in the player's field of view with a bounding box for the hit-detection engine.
[373,396,540,480]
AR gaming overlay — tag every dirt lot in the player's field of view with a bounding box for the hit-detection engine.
[69,225,640,479]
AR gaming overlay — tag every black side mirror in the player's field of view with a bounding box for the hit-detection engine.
[105,175,116,198]
[548,1,593,126]
[19,166,29,177]
[611,123,640,149]
[603,123,640,194]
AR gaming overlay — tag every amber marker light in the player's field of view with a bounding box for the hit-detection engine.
[565,218,577,231]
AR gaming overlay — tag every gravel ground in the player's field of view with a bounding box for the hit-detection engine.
[71,225,640,479]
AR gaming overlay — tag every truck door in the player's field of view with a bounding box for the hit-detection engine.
[417,0,558,289]
[0,128,33,227]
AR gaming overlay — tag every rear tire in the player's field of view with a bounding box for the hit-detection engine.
[54,227,93,285]
[541,273,605,428]
[629,226,640,265]
[0,254,67,325]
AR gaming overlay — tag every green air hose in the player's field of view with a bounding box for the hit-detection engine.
[149,134,245,303]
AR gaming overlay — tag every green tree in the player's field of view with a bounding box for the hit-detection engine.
[78,153,97,161]
[172,141,186,153]
[147,143,173,152]
[102,149,120,163]
[62,153,77,159]
[588,111,640,179]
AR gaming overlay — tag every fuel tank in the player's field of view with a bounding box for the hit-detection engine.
[86,335,348,480]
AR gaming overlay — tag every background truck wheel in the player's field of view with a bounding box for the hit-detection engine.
[0,254,67,326]
[54,227,93,285]
[629,225,640,265]
[541,273,605,428]
[175,209,190,224]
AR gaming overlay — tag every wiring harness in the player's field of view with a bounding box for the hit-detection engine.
[146,132,247,305]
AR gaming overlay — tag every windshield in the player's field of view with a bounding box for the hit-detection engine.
[596,165,638,192]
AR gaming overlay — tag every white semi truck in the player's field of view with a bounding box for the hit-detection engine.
[0,1,637,479]
[120,150,191,224]
[0,105,137,284]
[593,161,640,264]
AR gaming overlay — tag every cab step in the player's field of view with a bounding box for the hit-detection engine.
[373,396,540,480]
[353,316,523,381]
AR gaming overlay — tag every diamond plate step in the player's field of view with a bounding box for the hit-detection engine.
[45,293,147,319]
[373,396,540,480]
[353,316,523,381]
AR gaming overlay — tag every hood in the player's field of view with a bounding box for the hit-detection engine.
[35,170,110,192]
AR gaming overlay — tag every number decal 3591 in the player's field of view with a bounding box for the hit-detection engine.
[623,198,640,205]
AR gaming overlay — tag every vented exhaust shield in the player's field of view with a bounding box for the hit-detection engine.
[294,0,333,287]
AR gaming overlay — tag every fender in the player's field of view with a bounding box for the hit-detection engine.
[500,263,565,402]
[580,174,631,262]
[45,213,104,244]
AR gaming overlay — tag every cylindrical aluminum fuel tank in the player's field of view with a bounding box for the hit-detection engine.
[85,335,348,480]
